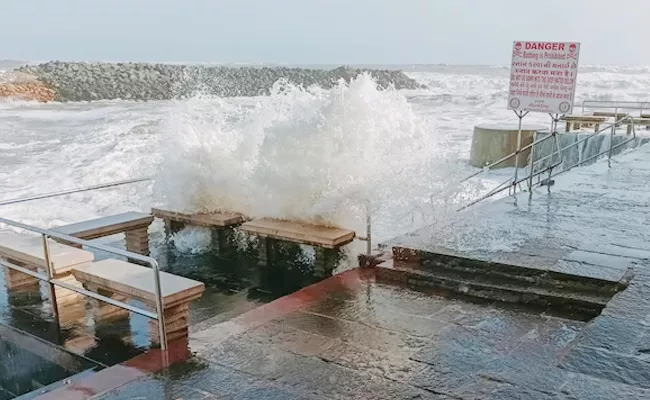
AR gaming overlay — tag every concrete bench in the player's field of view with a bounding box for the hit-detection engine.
[624,118,650,134]
[152,208,245,253]
[592,111,629,119]
[240,218,355,277]
[52,212,154,256]
[561,115,608,132]
[72,259,205,344]
[0,233,94,307]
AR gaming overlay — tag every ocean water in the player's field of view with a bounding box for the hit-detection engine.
[1,62,650,252]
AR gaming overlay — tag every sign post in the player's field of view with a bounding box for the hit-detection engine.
[506,40,580,195]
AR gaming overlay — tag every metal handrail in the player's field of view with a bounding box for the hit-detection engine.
[456,115,638,211]
[533,114,634,166]
[0,177,152,207]
[0,216,168,350]
[581,100,650,115]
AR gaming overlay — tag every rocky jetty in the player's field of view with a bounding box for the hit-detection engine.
[0,71,56,102]
[15,62,425,102]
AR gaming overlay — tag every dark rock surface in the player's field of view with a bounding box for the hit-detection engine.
[15,62,425,102]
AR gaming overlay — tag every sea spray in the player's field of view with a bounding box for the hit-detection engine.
[153,73,445,236]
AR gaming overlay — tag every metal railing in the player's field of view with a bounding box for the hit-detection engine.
[0,215,169,351]
[581,100,650,116]
[455,114,640,211]
[0,177,152,207]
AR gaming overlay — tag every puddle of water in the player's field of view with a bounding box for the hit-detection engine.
[0,330,100,399]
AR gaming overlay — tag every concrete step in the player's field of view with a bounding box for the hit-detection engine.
[377,260,609,320]
[392,246,623,297]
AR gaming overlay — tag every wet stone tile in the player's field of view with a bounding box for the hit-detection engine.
[407,356,486,396]
[91,376,212,400]
[318,339,427,382]
[160,357,298,399]
[602,281,650,321]
[453,376,511,399]
[487,385,558,400]
[363,282,451,317]
[508,317,583,365]
[577,315,646,354]
[241,322,335,357]
[577,243,650,261]
[430,300,499,328]
[278,310,430,355]
[549,259,627,282]
[479,357,569,396]
[559,344,650,389]
[563,250,633,270]
[559,372,650,400]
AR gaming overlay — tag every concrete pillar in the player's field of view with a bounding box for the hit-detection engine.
[3,261,39,293]
[84,284,130,323]
[314,248,336,278]
[469,124,546,168]
[211,228,233,254]
[149,302,190,345]
[163,220,185,237]
[257,237,274,267]
[125,227,150,256]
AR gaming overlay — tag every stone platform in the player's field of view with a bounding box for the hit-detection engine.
[42,266,650,399]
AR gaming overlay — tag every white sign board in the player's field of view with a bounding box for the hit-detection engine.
[507,41,580,114]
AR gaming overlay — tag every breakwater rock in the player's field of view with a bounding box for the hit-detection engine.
[0,72,56,102]
[16,62,425,102]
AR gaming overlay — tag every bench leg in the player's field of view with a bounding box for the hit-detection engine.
[594,124,600,132]
[314,247,337,279]
[125,227,150,256]
[85,284,130,323]
[257,237,274,266]
[149,303,190,345]
[627,124,633,135]
[4,260,40,293]
[52,272,87,326]
[164,220,185,237]
[211,228,233,254]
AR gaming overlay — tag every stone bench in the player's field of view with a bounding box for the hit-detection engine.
[240,218,355,276]
[52,212,154,256]
[624,118,650,134]
[72,259,205,344]
[0,233,94,310]
[561,115,608,132]
[152,208,245,253]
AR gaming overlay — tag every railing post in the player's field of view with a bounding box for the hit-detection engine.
[42,234,59,323]
[365,200,372,256]
[150,259,167,351]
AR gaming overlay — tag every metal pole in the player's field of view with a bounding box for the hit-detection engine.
[151,259,167,351]
[0,177,152,207]
[365,200,372,255]
[512,110,525,195]
[608,117,616,168]
[42,234,59,322]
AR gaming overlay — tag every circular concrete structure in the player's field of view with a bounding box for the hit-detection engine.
[470,124,546,168]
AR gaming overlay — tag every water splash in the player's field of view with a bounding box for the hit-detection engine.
[153,73,447,234]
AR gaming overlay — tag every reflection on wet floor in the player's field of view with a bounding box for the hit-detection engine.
[0,230,351,397]
[97,270,588,399]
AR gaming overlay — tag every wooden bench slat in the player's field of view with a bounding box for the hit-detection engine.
[240,218,355,249]
[52,212,154,239]
[0,233,94,274]
[152,208,244,228]
[72,259,205,307]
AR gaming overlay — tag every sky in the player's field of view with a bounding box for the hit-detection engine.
[1,0,649,65]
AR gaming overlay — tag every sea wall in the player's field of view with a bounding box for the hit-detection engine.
[15,62,425,102]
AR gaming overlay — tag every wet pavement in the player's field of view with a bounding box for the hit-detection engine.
[74,144,650,399]
[4,144,650,398]
[0,231,349,399]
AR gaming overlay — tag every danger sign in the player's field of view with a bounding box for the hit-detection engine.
[507,40,580,114]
